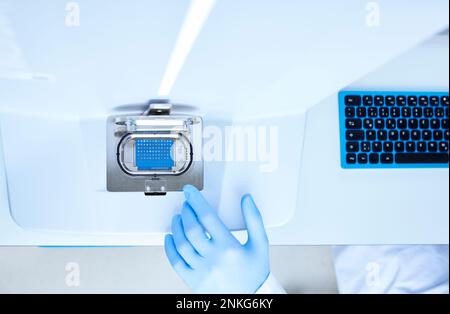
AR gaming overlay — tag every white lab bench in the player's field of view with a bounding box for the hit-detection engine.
[0,1,448,246]
[1,35,448,246]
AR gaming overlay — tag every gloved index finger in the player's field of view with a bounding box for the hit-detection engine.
[183,185,229,240]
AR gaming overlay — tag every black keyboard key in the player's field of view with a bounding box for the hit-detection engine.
[379,107,389,117]
[435,108,445,118]
[372,142,382,152]
[357,107,367,117]
[388,130,399,141]
[420,119,429,129]
[430,96,440,106]
[386,119,397,130]
[413,107,422,118]
[345,107,355,117]
[408,96,418,106]
[381,153,394,164]
[346,119,362,129]
[417,142,427,152]
[424,108,434,118]
[346,142,359,152]
[358,154,368,164]
[400,130,410,141]
[445,130,450,141]
[346,130,364,141]
[374,96,384,106]
[375,119,385,129]
[402,107,411,118]
[346,154,357,164]
[441,96,450,106]
[390,107,401,118]
[366,130,376,141]
[368,107,378,117]
[428,142,438,152]
[361,142,371,152]
[419,96,429,106]
[364,119,374,129]
[411,130,421,141]
[386,119,396,129]
[434,130,443,141]
[397,96,407,106]
[396,153,449,164]
[442,119,449,129]
[384,142,394,153]
[430,119,440,129]
[369,153,379,164]
[386,96,395,106]
[398,119,407,129]
[345,95,361,106]
[363,96,373,106]
[395,142,405,152]
[422,130,432,140]
[378,131,388,141]
[406,142,416,152]
[408,119,418,129]
[440,142,449,152]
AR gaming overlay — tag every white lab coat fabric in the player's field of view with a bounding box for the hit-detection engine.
[256,245,449,294]
[332,245,449,294]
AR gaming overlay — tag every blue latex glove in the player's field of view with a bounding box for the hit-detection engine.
[164,185,270,294]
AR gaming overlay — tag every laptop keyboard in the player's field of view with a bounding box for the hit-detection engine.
[339,91,449,168]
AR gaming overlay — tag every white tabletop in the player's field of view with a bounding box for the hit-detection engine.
[0,1,448,245]
[1,35,448,245]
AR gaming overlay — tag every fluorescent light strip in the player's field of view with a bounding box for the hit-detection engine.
[158,0,216,97]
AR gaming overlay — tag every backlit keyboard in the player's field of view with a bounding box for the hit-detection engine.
[339,91,449,168]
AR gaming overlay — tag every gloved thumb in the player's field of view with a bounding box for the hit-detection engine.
[241,194,269,250]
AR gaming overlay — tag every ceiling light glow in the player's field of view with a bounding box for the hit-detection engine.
[158,0,216,97]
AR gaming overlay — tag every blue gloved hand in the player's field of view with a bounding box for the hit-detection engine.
[164,185,270,294]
